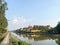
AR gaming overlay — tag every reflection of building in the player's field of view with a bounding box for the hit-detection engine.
[28,37,32,40]
[22,34,26,37]
[31,34,40,37]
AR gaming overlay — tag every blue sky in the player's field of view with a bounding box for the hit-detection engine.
[5,0,60,30]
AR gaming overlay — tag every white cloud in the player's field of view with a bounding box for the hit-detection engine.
[12,16,26,25]
[12,18,19,24]
[8,16,35,30]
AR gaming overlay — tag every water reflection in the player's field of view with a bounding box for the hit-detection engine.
[56,36,60,45]
[16,33,60,45]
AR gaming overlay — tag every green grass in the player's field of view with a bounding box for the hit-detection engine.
[11,36,32,45]
[11,37,18,45]
[0,36,4,43]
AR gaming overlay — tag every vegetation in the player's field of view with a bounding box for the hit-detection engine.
[0,0,8,43]
[0,0,8,33]
[11,36,31,45]
[14,25,50,33]
[0,36,4,43]
[0,28,7,33]
[48,22,60,34]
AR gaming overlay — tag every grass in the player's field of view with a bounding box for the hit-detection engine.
[0,36,4,43]
[11,36,32,45]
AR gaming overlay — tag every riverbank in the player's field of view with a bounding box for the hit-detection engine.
[0,32,8,43]
[10,32,32,45]
[11,32,60,45]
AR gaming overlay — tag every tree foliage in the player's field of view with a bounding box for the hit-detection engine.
[48,22,60,34]
[0,0,8,32]
[0,0,8,33]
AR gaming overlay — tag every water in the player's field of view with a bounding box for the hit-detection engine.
[11,32,60,45]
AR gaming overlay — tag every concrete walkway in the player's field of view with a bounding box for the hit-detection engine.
[0,33,9,45]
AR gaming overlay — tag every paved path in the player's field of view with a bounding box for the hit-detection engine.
[0,33,9,45]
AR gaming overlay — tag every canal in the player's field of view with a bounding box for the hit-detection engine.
[11,32,60,45]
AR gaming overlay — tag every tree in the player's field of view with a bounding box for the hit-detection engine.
[55,22,60,33]
[0,0,8,32]
[0,0,8,33]
[47,22,60,34]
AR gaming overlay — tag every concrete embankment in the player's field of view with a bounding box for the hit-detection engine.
[0,32,9,45]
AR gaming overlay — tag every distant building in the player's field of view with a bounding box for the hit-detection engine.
[22,25,52,32]
[33,25,51,30]
[31,30,41,33]
[28,26,33,30]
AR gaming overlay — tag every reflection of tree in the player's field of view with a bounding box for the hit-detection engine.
[19,34,52,41]
[48,35,60,45]
[56,37,60,45]
[19,33,60,45]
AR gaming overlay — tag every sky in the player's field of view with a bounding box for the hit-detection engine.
[5,0,60,30]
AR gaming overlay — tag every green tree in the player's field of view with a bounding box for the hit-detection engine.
[48,22,60,34]
[0,0,8,32]
[55,22,60,33]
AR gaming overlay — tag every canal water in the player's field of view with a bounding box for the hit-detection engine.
[11,32,60,45]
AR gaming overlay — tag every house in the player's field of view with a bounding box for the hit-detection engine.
[31,30,41,33]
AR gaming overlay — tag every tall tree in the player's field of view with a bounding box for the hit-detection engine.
[0,0,8,29]
[55,22,60,33]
